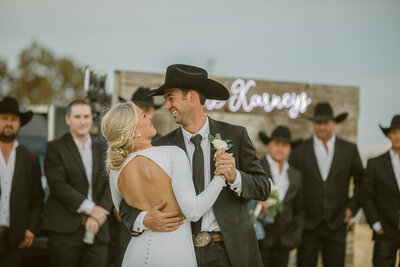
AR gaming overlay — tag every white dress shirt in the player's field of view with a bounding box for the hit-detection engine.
[74,135,95,215]
[0,140,18,227]
[266,154,289,201]
[133,116,242,233]
[372,149,400,233]
[313,133,336,182]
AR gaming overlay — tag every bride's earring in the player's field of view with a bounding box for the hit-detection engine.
[135,132,141,138]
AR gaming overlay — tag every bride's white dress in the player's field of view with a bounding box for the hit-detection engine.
[109,146,226,267]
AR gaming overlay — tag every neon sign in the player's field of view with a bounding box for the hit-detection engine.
[205,79,312,119]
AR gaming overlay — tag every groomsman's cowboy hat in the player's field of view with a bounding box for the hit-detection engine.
[145,64,230,100]
[0,96,33,126]
[306,102,348,123]
[119,87,162,109]
[379,115,400,136]
[259,126,302,147]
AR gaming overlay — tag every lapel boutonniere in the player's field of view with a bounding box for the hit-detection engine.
[208,133,233,160]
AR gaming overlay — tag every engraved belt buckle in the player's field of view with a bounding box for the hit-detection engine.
[193,232,211,248]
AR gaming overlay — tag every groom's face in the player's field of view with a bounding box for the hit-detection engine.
[164,88,192,126]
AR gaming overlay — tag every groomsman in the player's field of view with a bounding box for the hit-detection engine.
[257,126,304,267]
[0,97,44,266]
[42,99,112,267]
[362,115,400,267]
[290,102,364,267]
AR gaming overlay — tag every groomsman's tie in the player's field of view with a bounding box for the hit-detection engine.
[190,134,204,236]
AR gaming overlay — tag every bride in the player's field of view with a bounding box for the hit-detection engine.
[101,101,226,267]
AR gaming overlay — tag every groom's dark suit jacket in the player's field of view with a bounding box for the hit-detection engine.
[259,156,304,249]
[290,137,364,231]
[362,151,400,239]
[119,117,270,267]
[41,133,113,243]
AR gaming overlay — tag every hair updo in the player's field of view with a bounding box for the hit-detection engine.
[101,101,138,170]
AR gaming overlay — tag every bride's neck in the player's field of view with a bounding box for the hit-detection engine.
[133,138,152,152]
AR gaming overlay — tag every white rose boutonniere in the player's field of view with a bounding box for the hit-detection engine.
[208,133,233,160]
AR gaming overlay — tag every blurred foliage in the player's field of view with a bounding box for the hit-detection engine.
[0,41,84,104]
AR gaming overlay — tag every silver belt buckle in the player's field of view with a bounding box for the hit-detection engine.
[193,232,211,247]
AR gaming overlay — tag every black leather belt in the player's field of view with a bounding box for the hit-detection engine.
[0,227,9,237]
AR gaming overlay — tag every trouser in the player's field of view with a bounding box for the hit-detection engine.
[297,222,347,267]
[0,229,21,267]
[48,227,108,267]
[195,241,231,267]
[258,240,290,267]
[107,215,131,267]
[373,231,400,267]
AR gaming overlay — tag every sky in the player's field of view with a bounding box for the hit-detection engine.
[1,0,399,156]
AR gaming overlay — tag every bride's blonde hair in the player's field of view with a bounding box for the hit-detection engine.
[101,101,139,170]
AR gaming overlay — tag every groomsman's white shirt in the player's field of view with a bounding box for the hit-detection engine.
[74,135,95,215]
[0,140,18,227]
[372,149,400,233]
[133,116,242,233]
[313,133,336,182]
[266,154,289,201]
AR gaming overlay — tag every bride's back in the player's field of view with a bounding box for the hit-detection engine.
[118,155,180,212]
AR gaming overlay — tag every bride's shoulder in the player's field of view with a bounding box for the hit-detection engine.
[152,146,186,158]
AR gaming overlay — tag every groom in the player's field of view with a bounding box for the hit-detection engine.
[119,64,270,267]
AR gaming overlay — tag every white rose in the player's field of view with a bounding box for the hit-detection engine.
[267,198,277,206]
[212,139,228,150]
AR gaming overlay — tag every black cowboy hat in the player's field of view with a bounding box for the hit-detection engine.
[0,97,33,126]
[259,126,303,147]
[380,115,400,136]
[145,64,230,100]
[118,87,162,109]
[306,102,348,123]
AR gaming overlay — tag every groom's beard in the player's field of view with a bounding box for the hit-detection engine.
[0,126,19,142]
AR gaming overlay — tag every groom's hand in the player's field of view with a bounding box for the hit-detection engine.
[215,149,237,183]
[143,200,185,232]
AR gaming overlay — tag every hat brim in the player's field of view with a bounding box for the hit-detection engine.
[133,100,163,109]
[145,77,230,100]
[259,131,301,147]
[306,112,348,123]
[20,111,33,126]
[380,124,400,136]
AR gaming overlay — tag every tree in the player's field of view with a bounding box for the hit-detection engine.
[1,41,84,104]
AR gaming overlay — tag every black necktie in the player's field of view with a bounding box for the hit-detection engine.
[190,134,204,236]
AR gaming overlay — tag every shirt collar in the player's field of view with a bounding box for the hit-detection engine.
[390,149,400,161]
[266,154,289,174]
[73,134,92,150]
[313,133,336,149]
[181,116,209,144]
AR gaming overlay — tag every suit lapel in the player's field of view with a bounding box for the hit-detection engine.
[11,146,24,193]
[208,117,222,178]
[326,137,342,182]
[383,151,400,195]
[91,139,99,188]
[64,134,87,180]
[284,167,296,204]
[307,139,323,182]
[173,127,187,153]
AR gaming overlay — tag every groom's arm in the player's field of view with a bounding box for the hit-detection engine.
[119,199,185,233]
[236,127,270,201]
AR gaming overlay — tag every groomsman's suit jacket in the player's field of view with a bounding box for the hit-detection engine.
[259,156,305,249]
[362,151,400,239]
[6,145,44,251]
[41,133,113,243]
[119,117,270,267]
[290,137,364,231]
